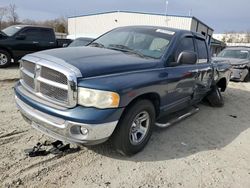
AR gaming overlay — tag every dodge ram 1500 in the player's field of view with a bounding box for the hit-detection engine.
[14,26,231,156]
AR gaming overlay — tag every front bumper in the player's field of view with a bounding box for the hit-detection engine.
[14,82,124,145]
[230,68,249,81]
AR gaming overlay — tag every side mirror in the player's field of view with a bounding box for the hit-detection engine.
[177,51,198,65]
[63,43,68,47]
[15,34,26,40]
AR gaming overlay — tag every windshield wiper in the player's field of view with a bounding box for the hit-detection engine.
[107,44,149,58]
[88,42,105,48]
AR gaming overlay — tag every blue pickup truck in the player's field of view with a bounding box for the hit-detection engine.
[14,26,231,156]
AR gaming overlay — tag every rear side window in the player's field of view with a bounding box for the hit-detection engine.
[40,29,55,42]
[175,37,195,61]
[195,38,208,63]
[21,28,54,42]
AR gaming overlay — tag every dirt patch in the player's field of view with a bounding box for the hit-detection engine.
[0,64,20,82]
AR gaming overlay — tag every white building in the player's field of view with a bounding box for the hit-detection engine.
[68,11,214,42]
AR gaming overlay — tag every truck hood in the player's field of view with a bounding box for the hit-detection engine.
[213,57,249,65]
[32,46,159,77]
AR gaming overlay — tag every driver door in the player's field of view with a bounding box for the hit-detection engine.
[12,28,39,59]
[162,36,199,113]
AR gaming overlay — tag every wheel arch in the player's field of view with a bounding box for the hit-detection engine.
[123,92,161,118]
[216,77,227,92]
[0,46,13,59]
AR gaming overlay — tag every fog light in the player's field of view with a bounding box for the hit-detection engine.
[80,127,89,135]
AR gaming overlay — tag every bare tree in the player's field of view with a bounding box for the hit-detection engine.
[0,7,7,29]
[7,4,19,24]
[22,19,38,25]
[221,36,226,43]
[245,31,250,43]
[42,16,68,33]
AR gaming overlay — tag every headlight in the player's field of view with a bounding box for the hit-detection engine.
[233,64,247,69]
[78,87,120,109]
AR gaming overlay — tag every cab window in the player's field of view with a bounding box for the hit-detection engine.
[175,37,195,61]
[195,38,208,63]
[20,28,41,41]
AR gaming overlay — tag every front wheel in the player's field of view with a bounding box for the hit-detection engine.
[206,86,224,107]
[0,50,11,68]
[111,100,156,156]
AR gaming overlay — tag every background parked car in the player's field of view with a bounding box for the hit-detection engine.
[67,37,94,47]
[0,25,72,68]
[213,47,250,82]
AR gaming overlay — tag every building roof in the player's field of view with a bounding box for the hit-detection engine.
[68,10,214,31]
[211,38,226,47]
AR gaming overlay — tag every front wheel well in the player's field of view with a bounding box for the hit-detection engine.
[0,47,13,59]
[216,78,227,92]
[125,93,161,118]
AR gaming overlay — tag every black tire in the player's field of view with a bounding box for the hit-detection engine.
[243,70,250,82]
[111,100,156,156]
[0,50,11,68]
[206,86,224,107]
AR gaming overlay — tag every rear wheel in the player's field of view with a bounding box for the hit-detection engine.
[206,86,224,107]
[111,100,155,156]
[0,50,11,68]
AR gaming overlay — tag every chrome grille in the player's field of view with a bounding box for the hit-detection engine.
[40,82,68,102]
[20,59,78,108]
[21,71,35,89]
[22,60,35,74]
[41,67,68,85]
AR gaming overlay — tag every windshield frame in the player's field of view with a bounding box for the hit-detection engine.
[88,27,174,59]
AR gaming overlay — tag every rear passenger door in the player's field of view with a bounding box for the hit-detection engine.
[194,37,213,98]
[37,28,57,51]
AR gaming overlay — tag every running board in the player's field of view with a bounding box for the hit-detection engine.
[155,106,199,128]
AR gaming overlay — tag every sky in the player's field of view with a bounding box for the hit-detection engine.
[0,0,249,33]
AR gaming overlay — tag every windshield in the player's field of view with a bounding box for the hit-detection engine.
[2,25,23,36]
[89,27,174,59]
[68,38,93,47]
[218,49,249,59]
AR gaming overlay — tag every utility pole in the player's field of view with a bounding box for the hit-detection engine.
[189,9,193,17]
[165,1,169,16]
[165,1,169,25]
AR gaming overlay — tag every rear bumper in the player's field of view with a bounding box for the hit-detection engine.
[230,68,248,81]
[14,82,124,145]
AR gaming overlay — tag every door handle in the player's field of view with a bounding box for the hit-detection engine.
[33,41,39,44]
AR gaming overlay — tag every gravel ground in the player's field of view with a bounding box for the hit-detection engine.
[0,66,250,188]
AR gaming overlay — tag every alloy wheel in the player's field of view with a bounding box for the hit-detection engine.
[0,53,8,66]
[129,111,150,145]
